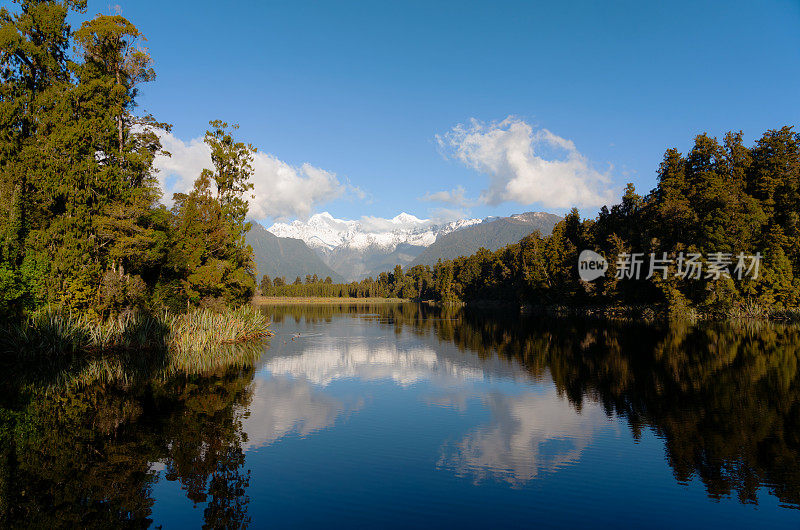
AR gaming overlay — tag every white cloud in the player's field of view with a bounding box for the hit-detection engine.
[436,117,615,209]
[154,130,347,220]
[346,181,369,201]
[428,207,471,223]
[419,185,475,207]
[154,130,208,198]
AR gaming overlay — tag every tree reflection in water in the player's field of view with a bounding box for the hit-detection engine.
[265,303,800,508]
[2,303,799,528]
[0,363,255,528]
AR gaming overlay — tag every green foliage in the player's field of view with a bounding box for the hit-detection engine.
[0,4,258,327]
[145,120,258,310]
[436,128,800,316]
[0,2,796,325]
[260,274,272,294]
[203,121,255,232]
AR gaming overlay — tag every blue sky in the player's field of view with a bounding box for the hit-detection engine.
[78,0,800,222]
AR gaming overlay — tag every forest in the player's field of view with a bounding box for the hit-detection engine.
[263,127,800,318]
[3,2,799,325]
[0,1,259,320]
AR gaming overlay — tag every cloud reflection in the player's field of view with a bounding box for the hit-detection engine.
[248,328,608,486]
[263,341,485,387]
[242,377,354,451]
[438,389,606,486]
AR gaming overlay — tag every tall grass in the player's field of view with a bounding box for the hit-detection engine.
[727,303,800,323]
[168,305,272,353]
[0,306,273,387]
[768,308,800,323]
[166,306,272,374]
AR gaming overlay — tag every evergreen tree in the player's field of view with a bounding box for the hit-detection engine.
[260,274,272,295]
[0,0,86,314]
[161,121,256,309]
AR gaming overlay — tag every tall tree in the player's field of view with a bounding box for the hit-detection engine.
[168,120,258,307]
[202,121,255,234]
[0,0,86,314]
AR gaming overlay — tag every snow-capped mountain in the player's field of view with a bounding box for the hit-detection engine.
[267,212,481,280]
[269,212,480,252]
[266,211,560,282]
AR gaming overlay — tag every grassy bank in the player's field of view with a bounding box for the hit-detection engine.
[253,296,409,304]
[0,306,273,387]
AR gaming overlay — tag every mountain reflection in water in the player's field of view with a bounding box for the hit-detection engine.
[2,302,799,527]
[258,304,800,510]
[251,314,609,488]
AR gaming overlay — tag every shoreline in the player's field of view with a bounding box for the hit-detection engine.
[253,296,410,305]
[1,307,272,388]
[473,301,800,324]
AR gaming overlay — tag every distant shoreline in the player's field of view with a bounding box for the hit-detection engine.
[252,296,410,304]
[251,296,800,323]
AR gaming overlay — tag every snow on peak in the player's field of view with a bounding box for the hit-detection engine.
[392,212,422,224]
[268,213,481,253]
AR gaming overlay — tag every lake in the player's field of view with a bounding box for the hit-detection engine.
[3,303,800,528]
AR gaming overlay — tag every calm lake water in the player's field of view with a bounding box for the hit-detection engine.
[3,303,800,528]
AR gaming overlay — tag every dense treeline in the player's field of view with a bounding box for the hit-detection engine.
[0,1,257,320]
[265,128,800,316]
[260,265,421,298]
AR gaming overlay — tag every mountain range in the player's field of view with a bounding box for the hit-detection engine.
[250,211,562,282]
[245,222,343,283]
[269,212,482,280]
[410,212,563,267]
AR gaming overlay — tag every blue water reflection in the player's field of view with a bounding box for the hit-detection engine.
[146,303,797,528]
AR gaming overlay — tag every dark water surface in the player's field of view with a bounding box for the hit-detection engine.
[3,303,800,528]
